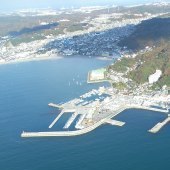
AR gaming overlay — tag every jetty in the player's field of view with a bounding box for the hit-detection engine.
[49,109,76,128]
[48,103,62,109]
[105,119,125,126]
[63,112,78,129]
[149,115,170,133]
[49,110,64,128]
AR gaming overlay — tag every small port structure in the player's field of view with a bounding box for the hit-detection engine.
[21,86,170,138]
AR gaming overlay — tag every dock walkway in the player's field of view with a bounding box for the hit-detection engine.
[48,111,64,129]
[49,109,76,128]
[64,113,78,129]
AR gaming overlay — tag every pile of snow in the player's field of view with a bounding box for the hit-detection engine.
[148,70,162,84]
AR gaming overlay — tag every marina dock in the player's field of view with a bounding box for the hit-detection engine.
[75,113,87,129]
[21,86,170,138]
[149,115,170,133]
[49,109,76,128]
[63,112,78,129]
[21,106,126,137]
[21,104,169,137]
[49,111,64,128]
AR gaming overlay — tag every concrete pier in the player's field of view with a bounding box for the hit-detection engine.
[105,119,125,126]
[149,116,170,133]
[63,113,78,129]
[48,111,64,129]
[132,105,169,113]
[48,103,62,109]
[49,109,76,129]
[75,113,86,129]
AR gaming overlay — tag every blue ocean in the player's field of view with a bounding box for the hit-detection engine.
[0,57,170,170]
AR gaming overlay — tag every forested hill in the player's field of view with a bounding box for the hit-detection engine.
[109,42,170,89]
[118,16,170,50]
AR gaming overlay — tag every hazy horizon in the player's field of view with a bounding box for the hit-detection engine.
[0,0,170,12]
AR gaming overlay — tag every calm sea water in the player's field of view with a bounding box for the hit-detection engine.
[0,57,170,170]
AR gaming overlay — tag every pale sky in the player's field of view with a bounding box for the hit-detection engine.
[0,0,170,11]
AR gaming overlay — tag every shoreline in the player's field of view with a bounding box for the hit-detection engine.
[0,55,64,66]
[0,54,115,66]
[0,54,116,66]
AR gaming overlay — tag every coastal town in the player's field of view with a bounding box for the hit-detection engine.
[1,1,170,170]
[0,4,169,137]
[0,4,169,63]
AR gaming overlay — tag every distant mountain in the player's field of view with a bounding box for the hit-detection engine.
[9,22,58,37]
[1,4,170,64]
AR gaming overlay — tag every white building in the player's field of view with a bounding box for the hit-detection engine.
[148,70,162,84]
